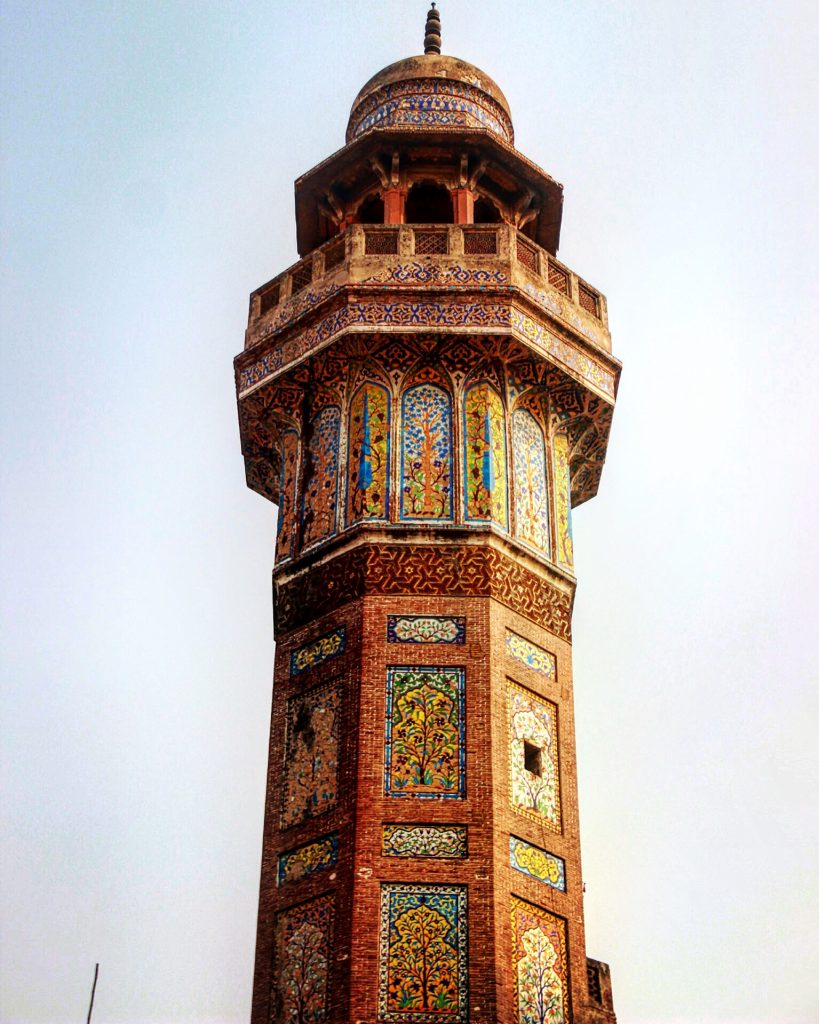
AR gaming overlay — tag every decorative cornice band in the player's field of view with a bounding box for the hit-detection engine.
[274,542,573,642]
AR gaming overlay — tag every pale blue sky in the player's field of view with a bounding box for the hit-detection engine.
[2,1,818,1021]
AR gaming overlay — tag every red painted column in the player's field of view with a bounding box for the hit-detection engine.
[451,188,475,224]
[382,188,407,224]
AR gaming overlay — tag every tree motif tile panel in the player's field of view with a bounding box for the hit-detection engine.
[302,406,340,548]
[400,385,453,521]
[281,683,339,827]
[553,433,574,569]
[275,429,299,564]
[290,627,346,677]
[379,882,469,1023]
[510,897,569,1024]
[387,615,466,645]
[507,682,561,831]
[275,894,335,1023]
[512,409,550,554]
[278,833,339,886]
[347,382,390,525]
[505,632,557,680]
[509,836,566,892]
[382,824,468,859]
[385,667,465,799]
[463,382,508,528]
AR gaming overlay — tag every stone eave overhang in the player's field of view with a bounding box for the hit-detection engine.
[234,281,621,405]
[294,126,564,256]
[233,280,621,510]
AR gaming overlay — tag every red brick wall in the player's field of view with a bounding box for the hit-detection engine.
[250,541,608,1023]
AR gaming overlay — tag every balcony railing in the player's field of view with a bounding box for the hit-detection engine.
[247,223,608,349]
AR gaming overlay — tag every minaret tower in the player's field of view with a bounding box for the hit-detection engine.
[235,7,621,1023]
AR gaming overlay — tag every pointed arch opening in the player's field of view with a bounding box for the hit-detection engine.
[400,383,454,521]
[301,406,341,548]
[474,196,502,224]
[358,193,385,224]
[347,382,391,526]
[463,382,508,529]
[275,428,300,563]
[511,408,550,554]
[405,182,454,224]
[552,431,574,568]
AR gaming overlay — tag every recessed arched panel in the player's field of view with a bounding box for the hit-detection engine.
[347,382,391,526]
[552,432,574,569]
[275,429,300,564]
[463,382,508,529]
[400,384,453,521]
[302,406,341,548]
[512,409,550,554]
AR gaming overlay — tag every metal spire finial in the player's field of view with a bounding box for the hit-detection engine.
[424,3,441,55]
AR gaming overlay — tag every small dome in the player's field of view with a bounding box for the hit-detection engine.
[347,54,514,145]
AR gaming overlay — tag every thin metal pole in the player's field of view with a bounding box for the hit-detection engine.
[86,963,99,1024]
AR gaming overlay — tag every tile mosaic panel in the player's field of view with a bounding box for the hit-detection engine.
[505,632,557,680]
[362,262,508,287]
[281,682,339,827]
[379,882,469,1023]
[275,894,335,1024]
[510,305,616,399]
[385,667,465,800]
[511,897,569,1024]
[350,76,514,143]
[509,836,566,892]
[302,406,340,548]
[521,281,606,350]
[401,385,453,521]
[553,433,574,569]
[463,382,508,528]
[512,409,550,554]
[507,682,561,831]
[382,824,468,859]
[347,382,390,525]
[290,627,346,677]
[238,300,512,396]
[275,429,299,564]
[278,833,339,886]
[387,615,466,645]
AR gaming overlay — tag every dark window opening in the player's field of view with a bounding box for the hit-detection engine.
[523,741,542,777]
[405,182,454,224]
[474,196,502,223]
[587,963,603,1004]
[358,194,385,224]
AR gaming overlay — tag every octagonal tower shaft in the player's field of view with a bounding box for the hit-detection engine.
[235,16,620,1024]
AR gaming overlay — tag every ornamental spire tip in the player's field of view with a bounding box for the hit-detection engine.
[424,3,441,55]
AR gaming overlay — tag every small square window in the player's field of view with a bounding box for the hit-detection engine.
[523,740,542,777]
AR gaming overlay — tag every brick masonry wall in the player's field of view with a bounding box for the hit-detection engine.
[249,542,610,1024]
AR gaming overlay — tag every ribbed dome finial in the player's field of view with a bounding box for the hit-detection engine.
[424,3,442,55]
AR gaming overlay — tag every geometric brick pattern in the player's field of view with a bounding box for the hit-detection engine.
[275,543,572,640]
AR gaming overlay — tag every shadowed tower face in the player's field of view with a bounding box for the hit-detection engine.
[234,7,621,1023]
